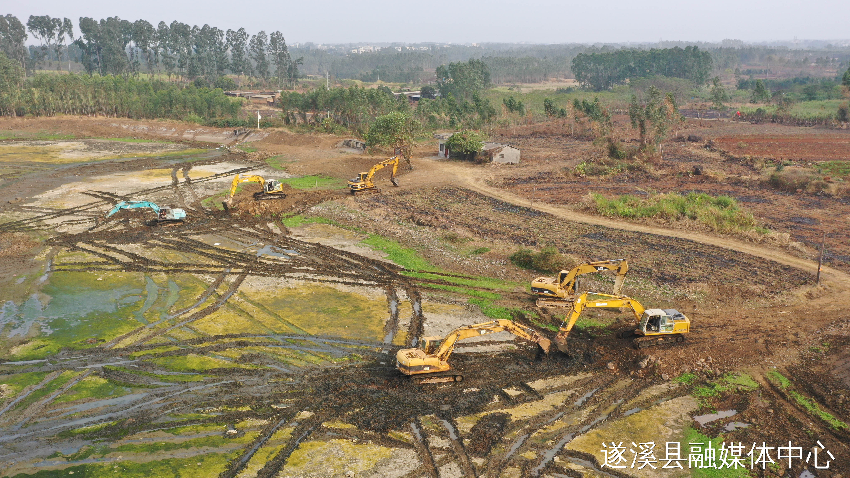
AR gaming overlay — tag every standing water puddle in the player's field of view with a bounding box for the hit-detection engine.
[694,409,737,426]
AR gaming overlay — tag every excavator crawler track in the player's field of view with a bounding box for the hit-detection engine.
[253,192,288,201]
[412,373,464,385]
[633,334,685,349]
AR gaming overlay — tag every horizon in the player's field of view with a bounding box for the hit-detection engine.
[7,0,850,46]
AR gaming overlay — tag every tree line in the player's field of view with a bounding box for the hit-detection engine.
[0,52,241,119]
[571,46,713,90]
[0,13,300,87]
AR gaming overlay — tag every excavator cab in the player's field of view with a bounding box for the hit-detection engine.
[637,309,689,337]
[418,337,442,355]
[264,179,279,193]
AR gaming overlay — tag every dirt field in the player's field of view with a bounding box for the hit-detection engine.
[0,115,848,478]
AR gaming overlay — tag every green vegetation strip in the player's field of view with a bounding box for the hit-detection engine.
[683,427,751,478]
[592,192,764,234]
[280,175,344,189]
[767,370,847,430]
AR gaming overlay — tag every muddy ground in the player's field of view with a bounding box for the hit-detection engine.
[0,116,848,477]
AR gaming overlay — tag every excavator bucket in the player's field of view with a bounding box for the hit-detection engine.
[390,177,399,187]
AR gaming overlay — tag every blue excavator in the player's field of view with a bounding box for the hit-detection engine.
[105,201,186,224]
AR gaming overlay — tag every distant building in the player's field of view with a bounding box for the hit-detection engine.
[481,142,520,164]
[434,133,520,164]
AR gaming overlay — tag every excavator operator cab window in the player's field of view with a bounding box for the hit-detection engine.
[660,316,673,332]
[266,180,279,192]
[421,338,442,355]
[646,315,660,332]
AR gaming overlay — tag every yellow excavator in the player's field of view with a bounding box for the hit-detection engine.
[532,259,629,308]
[396,320,551,384]
[348,155,401,194]
[554,292,690,352]
[224,174,287,208]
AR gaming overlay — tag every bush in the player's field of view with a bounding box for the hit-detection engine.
[838,103,849,123]
[509,246,576,273]
[592,192,761,234]
[445,130,484,161]
[768,167,829,194]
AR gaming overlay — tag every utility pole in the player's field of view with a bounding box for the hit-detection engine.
[816,232,826,284]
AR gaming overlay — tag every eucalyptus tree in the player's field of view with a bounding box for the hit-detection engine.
[75,17,103,74]
[56,18,73,70]
[0,15,28,71]
[132,19,156,73]
[26,15,56,69]
[226,27,249,82]
[269,31,291,88]
[249,31,269,81]
[169,21,192,80]
[156,22,175,78]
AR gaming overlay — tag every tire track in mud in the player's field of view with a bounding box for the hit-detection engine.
[405,286,425,347]
[483,374,610,478]
[132,272,247,346]
[439,414,478,478]
[219,412,292,478]
[383,285,401,345]
[0,371,63,421]
[13,369,95,431]
[0,165,260,233]
[102,269,233,349]
[409,418,440,478]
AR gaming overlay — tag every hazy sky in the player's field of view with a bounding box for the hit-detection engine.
[5,0,849,45]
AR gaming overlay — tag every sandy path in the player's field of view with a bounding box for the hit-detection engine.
[414,156,850,288]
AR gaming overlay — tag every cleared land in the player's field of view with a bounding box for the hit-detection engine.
[0,115,848,478]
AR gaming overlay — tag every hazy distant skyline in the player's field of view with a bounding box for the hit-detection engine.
[5,0,849,45]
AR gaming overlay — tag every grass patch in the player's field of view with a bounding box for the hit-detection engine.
[281,175,344,189]
[767,370,846,430]
[471,247,490,255]
[767,369,791,389]
[422,283,502,300]
[361,234,432,271]
[683,427,750,478]
[151,354,240,373]
[12,452,238,478]
[674,372,697,385]
[592,191,762,234]
[467,298,522,321]
[265,155,291,170]
[238,145,258,153]
[816,160,850,178]
[280,214,337,228]
[0,371,49,397]
[402,271,512,291]
[691,373,759,402]
[789,390,847,430]
[54,376,130,403]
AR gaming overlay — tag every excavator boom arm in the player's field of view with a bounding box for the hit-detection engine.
[434,319,550,362]
[557,292,645,341]
[106,201,160,217]
[365,155,401,182]
[229,175,266,199]
[559,259,628,296]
